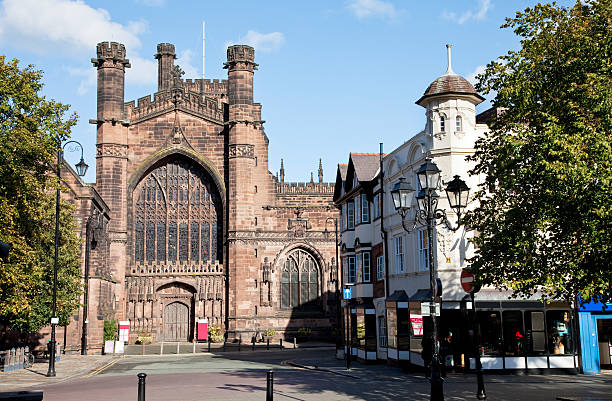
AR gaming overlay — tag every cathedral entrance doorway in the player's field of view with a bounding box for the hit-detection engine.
[164,301,189,341]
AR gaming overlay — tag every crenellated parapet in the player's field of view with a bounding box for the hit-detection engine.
[276,182,335,194]
[91,42,131,69]
[124,86,225,124]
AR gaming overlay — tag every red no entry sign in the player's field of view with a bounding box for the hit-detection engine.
[460,269,475,293]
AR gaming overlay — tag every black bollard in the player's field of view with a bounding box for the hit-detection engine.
[223,341,226,352]
[207,339,211,353]
[280,339,283,350]
[266,370,274,401]
[137,372,147,401]
[267,338,270,350]
[238,338,241,352]
[252,337,255,351]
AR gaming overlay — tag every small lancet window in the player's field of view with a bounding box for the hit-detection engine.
[456,115,462,132]
[440,116,446,132]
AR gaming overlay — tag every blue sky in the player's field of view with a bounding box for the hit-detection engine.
[0,0,574,183]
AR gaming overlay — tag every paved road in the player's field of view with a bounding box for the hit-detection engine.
[17,350,612,400]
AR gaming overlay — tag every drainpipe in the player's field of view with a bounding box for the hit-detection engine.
[379,143,389,298]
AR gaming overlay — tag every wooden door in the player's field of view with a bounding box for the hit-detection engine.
[164,302,189,341]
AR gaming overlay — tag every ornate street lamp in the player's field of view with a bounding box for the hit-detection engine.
[392,158,470,401]
[48,140,88,377]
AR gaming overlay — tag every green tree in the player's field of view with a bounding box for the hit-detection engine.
[0,57,82,334]
[467,1,611,304]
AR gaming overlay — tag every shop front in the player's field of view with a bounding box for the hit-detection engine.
[351,303,377,361]
[578,298,612,374]
[465,300,577,372]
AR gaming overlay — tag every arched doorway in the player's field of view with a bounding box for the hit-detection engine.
[164,301,189,341]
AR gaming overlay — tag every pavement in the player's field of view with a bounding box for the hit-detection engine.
[0,354,117,391]
[2,344,612,400]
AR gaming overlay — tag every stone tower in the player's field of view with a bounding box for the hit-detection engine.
[224,45,259,337]
[91,41,131,318]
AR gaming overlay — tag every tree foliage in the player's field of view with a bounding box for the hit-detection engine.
[0,57,82,333]
[467,0,612,303]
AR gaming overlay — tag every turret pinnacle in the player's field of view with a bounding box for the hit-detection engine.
[280,159,285,184]
[318,158,323,183]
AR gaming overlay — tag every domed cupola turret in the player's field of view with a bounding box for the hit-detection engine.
[416,44,485,107]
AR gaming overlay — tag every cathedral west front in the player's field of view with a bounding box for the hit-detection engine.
[57,41,340,347]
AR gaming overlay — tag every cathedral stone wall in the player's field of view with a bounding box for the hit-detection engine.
[57,41,340,350]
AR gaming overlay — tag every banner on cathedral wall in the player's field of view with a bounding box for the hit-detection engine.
[197,318,208,341]
[410,314,423,336]
[119,321,130,343]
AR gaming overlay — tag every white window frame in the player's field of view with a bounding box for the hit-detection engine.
[456,115,462,132]
[347,256,356,283]
[340,205,344,231]
[376,254,384,281]
[347,201,355,230]
[361,194,369,223]
[373,193,380,219]
[440,116,446,132]
[394,236,404,273]
[378,315,387,348]
[418,229,430,271]
[362,252,371,282]
[355,196,360,224]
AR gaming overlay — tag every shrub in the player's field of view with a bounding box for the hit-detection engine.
[208,325,224,343]
[103,320,117,342]
[135,331,153,345]
[264,328,276,337]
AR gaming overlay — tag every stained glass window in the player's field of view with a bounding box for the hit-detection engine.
[133,157,222,267]
[280,249,320,309]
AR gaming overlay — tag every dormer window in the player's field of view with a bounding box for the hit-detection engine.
[440,116,446,132]
[456,115,462,132]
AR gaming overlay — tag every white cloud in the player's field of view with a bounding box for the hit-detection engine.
[443,0,491,24]
[346,0,396,19]
[0,0,145,54]
[176,49,200,79]
[226,30,286,53]
[126,56,157,87]
[466,65,486,87]
[65,66,96,95]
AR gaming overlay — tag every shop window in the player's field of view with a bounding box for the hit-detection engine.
[387,308,397,348]
[376,255,384,281]
[477,311,503,356]
[365,313,377,352]
[418,229,429,271]
[547,310,572,355]
[525,311,546,355]
[378,316,387,347]
[361,194,369,223]
[502,310,525,356]
[397,308,410,351]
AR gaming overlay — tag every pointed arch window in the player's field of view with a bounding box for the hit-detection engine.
[440,116,446,132]
[280,249,320,309]
[456,115,463,132]
[133,157,223,266]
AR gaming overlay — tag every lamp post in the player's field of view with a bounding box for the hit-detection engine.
[48,140,88,377]
[391,158,469,401]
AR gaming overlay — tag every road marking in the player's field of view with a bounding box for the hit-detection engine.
[86,356,123,378]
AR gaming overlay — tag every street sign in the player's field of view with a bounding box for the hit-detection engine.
[344,288,352,300]
[461,269,476,293]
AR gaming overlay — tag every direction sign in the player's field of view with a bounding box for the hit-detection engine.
[461,269,476,293]
[344,288,352,300]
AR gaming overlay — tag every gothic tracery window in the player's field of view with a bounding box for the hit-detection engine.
[133,157,222,266]
[280,249,320,309]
